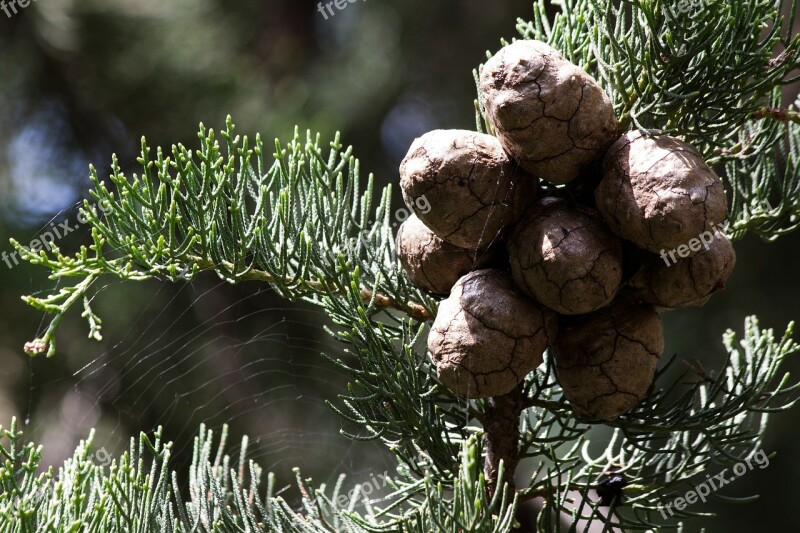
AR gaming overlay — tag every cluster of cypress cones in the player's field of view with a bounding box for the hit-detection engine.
[396,40,735,421]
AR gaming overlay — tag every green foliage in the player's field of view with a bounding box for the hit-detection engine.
[725,95,800,241]
[1,319,797,531]
[0,418,175,532]
[385,437,517,533]
[516,0,799,137]
[15,118,436,357]
[8,0,800,531]
[0,420,515,532]
[516,317,798,529]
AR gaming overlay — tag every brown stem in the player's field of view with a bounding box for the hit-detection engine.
[191,257,434,321]
[359,289,433,321]
[484,383,525,499]
[751,106,800,124]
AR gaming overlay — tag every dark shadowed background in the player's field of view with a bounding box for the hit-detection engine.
[0,1,797,529]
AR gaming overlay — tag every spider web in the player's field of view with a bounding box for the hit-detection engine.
[15,200,396,503]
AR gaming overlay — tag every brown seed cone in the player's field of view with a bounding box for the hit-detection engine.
[595,131,728,254]
[508,197,623,315]
[400,129,534,249]
[479,40,619,185]
[428,269,557,398]
[553,299,664,420]
[396,214,489,295]
[628,228,736,309]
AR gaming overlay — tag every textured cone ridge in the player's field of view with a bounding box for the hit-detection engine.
[553,299,664,420]
[629,228,737,309]
[428,269,557,398]
[595,131,728,254]
[400,129,535,249]
[479,40,619,185]
[396,214,488,295]
[508,197,623,315]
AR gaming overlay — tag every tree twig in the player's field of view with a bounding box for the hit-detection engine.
[484,383,526,499]
[192,257,435,321]
[751,106,800,124]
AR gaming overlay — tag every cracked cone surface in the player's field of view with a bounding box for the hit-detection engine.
[428,269,557,398]
[396,214,487,295]
[400,129,534,249]
[629,228,737,309]
[596,131,727,253]
[508,197,622,315]
[553,299,664,420]
[479,40,618,185]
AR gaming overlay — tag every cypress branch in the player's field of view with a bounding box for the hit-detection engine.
[8,1,800,530]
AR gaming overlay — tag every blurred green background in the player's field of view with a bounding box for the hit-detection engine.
[0,1,797,529]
